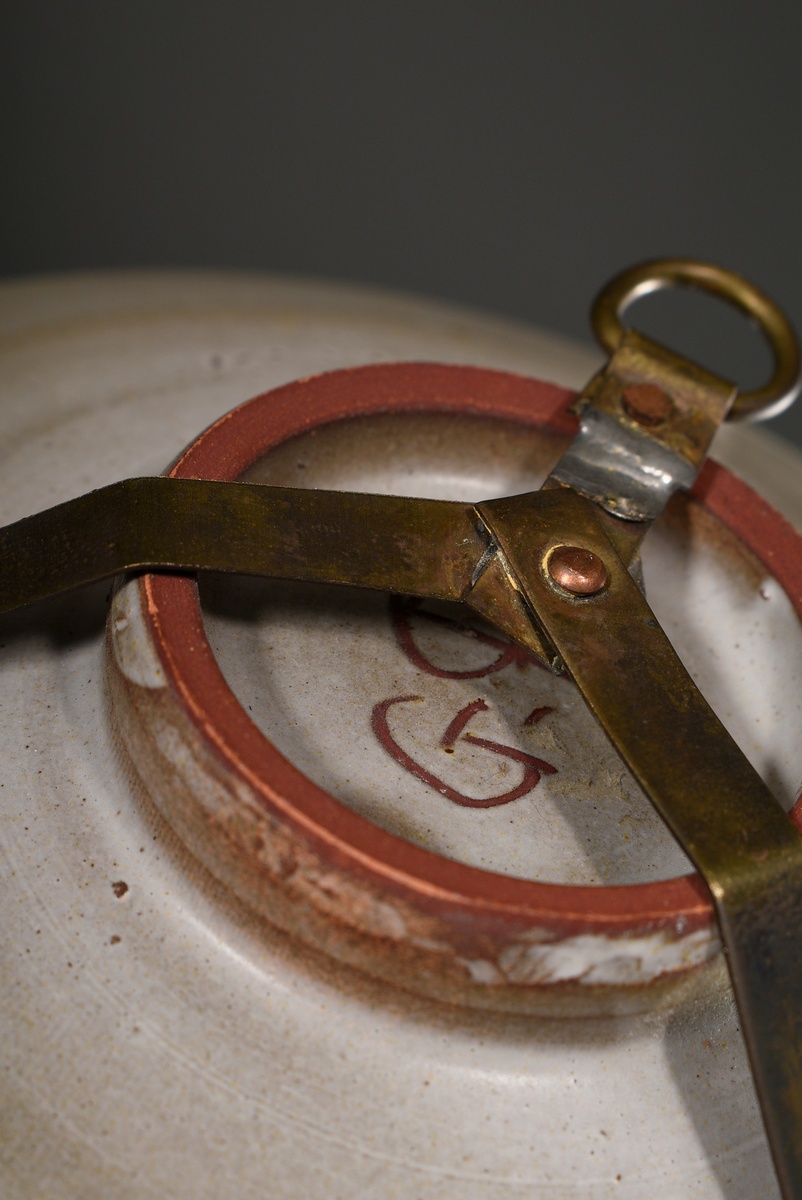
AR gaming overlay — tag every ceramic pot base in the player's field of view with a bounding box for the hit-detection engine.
[107,363,802,1015]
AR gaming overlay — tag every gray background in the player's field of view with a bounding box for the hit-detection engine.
[3,1,802,445]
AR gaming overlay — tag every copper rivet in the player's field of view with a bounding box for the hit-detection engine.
[622,383,674,427]
[548,546,608,596]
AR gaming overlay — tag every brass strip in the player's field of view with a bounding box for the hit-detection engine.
[0,477,484,614]
[477,486,802,1200]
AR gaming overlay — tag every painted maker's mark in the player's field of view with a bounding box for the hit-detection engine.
[390,595,545,678]
[372,598,558,808]
[372,696,556,808]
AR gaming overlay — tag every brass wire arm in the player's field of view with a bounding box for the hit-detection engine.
[1,260,801,1197]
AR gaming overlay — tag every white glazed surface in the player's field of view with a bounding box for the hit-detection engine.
[1,271,798,1198]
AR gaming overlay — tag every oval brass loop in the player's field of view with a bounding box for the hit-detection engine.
[591,258,801,420]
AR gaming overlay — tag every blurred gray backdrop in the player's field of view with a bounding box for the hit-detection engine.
[3,1,802,445]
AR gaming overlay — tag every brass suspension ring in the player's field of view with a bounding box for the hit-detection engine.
[591,258,801,420]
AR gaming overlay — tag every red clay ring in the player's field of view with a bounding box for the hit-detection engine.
[139,363,802,957]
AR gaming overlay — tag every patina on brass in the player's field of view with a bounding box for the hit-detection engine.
[0,258,801,1197]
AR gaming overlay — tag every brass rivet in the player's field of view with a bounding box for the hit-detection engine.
[548,546,608,596]
[622,383,674,427]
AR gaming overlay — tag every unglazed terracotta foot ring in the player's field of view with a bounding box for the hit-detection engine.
[106,363,802,1015]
